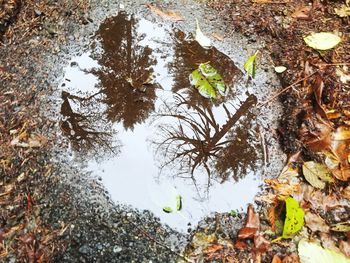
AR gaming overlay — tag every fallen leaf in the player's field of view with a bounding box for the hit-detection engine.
[291,6,312,19]
[275,66,287,73]
[302,161,333,189]
[304,212,329,233]
[204,243,224,259]
[282,197,304,238]
[304,32,341,51]
[146,4,183,21]
[176,195,182,211]
[339,240,350,258]
[254,234,270,253]
[244,51,259,78]
[330,222,350,232]
[235,240,247,250]
[266,164,300,200]
[246,204,260,229]
[272,255,282,263]
[298,239,350,263]
[335,5,350,17]
[195,18,211,48]
[162,207,173,213]
[282,253,300,263]
[189,63,226,98]
[341,186,350,200]
[238,227,257,239]
[211,33,224,41]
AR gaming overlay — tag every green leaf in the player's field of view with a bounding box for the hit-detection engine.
[302,161,334,189]
[298,239,350,263]
[282,197,304,238]
[176,195,182,211]
[303,32,341,51]
[244,51,258,78]
[190,63,226,99]
[198,63,226,95]
[163,207,173,213]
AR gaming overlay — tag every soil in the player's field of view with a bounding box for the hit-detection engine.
[1,0,349,262]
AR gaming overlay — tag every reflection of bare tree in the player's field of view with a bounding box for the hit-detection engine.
[168,30,241,106]
[93,12,158,130]
[153,93,258,186]
[60,91,118,155]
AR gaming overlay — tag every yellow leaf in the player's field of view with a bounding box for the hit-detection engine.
[335,5,350,18]
[302,161,334,189]
[304,32,341,50]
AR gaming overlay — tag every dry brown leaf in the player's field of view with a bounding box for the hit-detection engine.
[246,204,260,229]
[254,234,270,253]
[339,240,350,258]
[238,227,257,239]
[235,240,247,250]
[304,211,329,233]
[282,253,299,263]
[341,186,350,200]
[272,255,282,263]
[204,244,224,260]
[146,4,183,21]
[301,114,332,152]
[291,6,312,19]
[265,164,300,199]
[211,33,224,41]
[268,205,277,232]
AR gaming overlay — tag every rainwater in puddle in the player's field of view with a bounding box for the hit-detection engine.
[59,13,265,231]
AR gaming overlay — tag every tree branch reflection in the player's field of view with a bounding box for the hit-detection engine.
[60,91,119,156]
[153,93,258,187]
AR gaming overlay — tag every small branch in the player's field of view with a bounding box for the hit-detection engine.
[257,72,316,107]
[316,63,350,67]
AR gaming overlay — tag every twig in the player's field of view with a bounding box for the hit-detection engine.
[257,72,316,107]
[316,63,350,67]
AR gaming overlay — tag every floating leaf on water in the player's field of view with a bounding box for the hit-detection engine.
[302,161,334,189]
[303,32,341,51]
[330,222,350,232]
[274,66,287,73]
[298,239,350,263]
[190,69,217,98]
[190,63,226,99]
[195,18,211,48]
[282,197,304,238]
[163,207,173,213]
[198,63,226,95]
[244,51,259,78]
[176,195,182,211]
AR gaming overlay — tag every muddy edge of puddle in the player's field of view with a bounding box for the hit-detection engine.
[38,0,286,261]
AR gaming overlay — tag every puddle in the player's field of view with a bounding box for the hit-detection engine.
[58,12,276,231]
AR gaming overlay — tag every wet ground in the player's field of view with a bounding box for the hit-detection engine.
[57,8,284,233]
[1,0,289,261]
